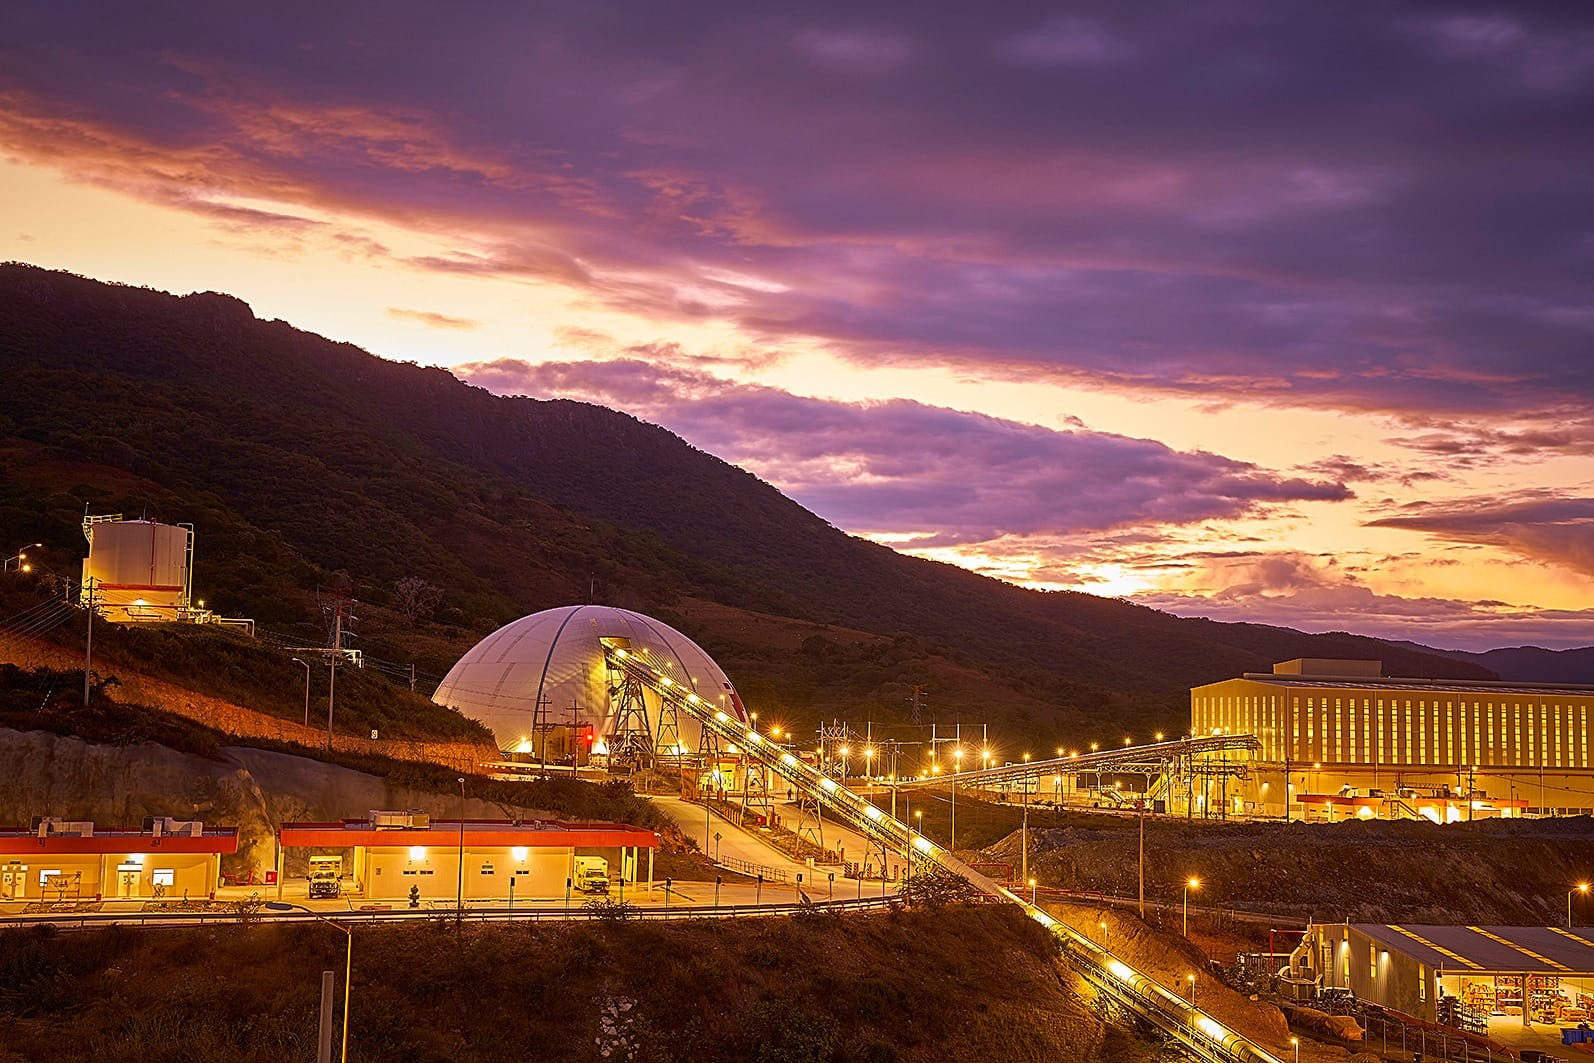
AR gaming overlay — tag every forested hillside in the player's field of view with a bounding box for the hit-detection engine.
[0,264,1490,742]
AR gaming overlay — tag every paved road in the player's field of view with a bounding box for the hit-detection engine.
[650,795,901,901]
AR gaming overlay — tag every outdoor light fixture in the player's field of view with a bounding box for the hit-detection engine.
[265,902,352,1063]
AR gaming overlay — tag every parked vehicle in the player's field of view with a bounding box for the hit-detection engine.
[308,855,342,899]
[574,856,609,894]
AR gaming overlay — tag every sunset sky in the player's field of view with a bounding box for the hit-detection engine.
[3,2,1592,651]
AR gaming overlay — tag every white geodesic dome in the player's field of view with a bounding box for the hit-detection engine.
[432,605,747,752]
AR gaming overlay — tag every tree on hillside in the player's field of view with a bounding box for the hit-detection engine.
[392,577,444,625]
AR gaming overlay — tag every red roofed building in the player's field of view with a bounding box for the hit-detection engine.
[0,818,239,902]
[276,812,660,903]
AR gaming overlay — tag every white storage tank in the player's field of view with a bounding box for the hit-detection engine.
[81,516,193,622]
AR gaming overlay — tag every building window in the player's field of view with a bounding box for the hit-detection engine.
[1370,944,1377,980]
[152,869,175,887]
[1374,702,1383,763]
[1419,964,1427,1001]
[1556,704,1564,768]
[1421,698,1434,764]
[1335,699,1343,762]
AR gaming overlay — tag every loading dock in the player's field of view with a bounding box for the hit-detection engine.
[1290,922,1594,1050]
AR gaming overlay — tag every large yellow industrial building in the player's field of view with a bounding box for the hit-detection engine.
[1191,659,1594,820]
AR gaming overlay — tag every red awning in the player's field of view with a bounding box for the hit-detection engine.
[278,819,657,850]
[0,829,239,856]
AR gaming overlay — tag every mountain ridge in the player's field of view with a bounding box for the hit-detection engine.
[1388,641,1594,685]
[0,262,1494,742]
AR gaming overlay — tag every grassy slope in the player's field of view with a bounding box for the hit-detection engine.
[957,796,1594,925]
[0,906,1150,1063]
[0,263,1491,748]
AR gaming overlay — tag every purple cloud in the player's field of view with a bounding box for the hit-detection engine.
[1134,550,1594,653]
[1367,493,1594,576]
[1,0,1590,434]
[387,307,480,330]
[459,355,1349,544]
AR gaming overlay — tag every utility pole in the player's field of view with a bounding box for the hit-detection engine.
[322,592,356,751]
[1138,800,1146,919]
[82,577,97,706]
[327,609,341,751]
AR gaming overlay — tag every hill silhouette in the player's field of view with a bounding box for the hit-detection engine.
[0,263,1490,745]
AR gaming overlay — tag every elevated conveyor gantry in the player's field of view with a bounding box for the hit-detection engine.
[601,645,1282,1063]
[894,734,1262,798]
[603,644,995,887]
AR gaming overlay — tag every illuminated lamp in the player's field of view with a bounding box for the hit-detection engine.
[408,846,426,861]
[511,847,528,862]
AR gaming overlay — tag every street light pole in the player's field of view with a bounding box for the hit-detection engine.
[1184,877,1201,937]
[1290,1036,1299,1063]
[265,903,352,1063]
[455,777,465,933]
[2,543,41,573]
[951,747,962,853]
[1571,883,1590,928]
[1021,752,1031,885]
[292,657,311,727]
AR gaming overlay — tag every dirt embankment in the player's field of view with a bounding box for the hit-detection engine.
[0,905,1157,1063]
[994,813,1594,924]
[0,632,498,773]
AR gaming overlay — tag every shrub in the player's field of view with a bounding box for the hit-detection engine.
[894,867,983,910]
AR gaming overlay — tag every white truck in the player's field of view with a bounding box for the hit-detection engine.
[573,856,609,894]
[307,855,342,899]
